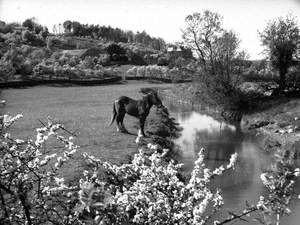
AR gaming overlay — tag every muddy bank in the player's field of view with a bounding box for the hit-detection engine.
[242,98,300,159]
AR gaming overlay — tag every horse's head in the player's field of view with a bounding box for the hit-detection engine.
[148,92,163,108]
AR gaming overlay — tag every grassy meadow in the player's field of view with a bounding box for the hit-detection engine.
[1,81,172,181]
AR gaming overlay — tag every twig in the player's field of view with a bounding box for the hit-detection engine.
[37,119,77,137]
[217,207,258,225]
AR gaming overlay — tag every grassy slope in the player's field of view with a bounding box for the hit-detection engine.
[1,81,172,181]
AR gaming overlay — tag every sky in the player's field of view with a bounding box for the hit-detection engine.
[0,0,299,59]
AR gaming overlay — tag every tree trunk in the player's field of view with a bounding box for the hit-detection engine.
[19,192,32,225]
[279,67,287,91]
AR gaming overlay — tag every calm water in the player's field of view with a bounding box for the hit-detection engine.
[171,110,300,225]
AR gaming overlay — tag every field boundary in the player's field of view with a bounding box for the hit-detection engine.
[125,76,192,83]
[0,76,122,88]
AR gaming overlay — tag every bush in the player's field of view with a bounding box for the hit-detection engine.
[80,56,95,69]
[0,60,15,81]
[22,30,46,46]
[33,63,55,78]
[97,54,110,65]
[286,70,300,90]
[0,115,79,224]
[106,43,126,60]
[157,56,169,66]
[68,56,80,67]
[128,52,146,65]
[19,59,33,77]
[0,23,14,34]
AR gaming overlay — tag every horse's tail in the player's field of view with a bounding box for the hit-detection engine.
[108,101,117,126]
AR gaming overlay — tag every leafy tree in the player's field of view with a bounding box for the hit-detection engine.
[106,43,126,60]
[22,18,35,31]
[34,24,43,34]
[182,10,223,70]
[63,20,72,32]
[182,10,248,96]
[259,14,299,90]
[22,30,36,43]
[71,21,82,36]
[39,27,49,39]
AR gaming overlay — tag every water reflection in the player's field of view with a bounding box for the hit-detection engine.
[170,110,300,224]
[173,111,272,223]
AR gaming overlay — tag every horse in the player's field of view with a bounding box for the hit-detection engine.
[109,90,163,136]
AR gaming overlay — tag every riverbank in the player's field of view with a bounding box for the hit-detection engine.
[159,83,300,158]
[242,98,300,159]
[0,77,122,88]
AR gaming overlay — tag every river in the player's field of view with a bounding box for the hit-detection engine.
[169,108,300,225]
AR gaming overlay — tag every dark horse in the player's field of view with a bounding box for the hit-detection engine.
[109,90,163,136]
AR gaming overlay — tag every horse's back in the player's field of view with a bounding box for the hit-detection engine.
[117,96,139,117]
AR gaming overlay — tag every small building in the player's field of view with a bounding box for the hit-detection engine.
[166,44,193,59]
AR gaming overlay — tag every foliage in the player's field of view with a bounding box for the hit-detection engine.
[22,18,35,31]
[157,56,170,66]
[126,65,191,81]
[106,43,127,61]
[259,14,299,90]
[258,151,300,224]
[182,10,249,109]
[0,23,13,34]
[0,59,15,81]
[0,113,299,225]
[47,37,62,50]
[63,20,72,33]
[78,148,237,225]
[62,20,166,51]
[0,115,80,225]
[182,10,223,67]
[21,30,46,47]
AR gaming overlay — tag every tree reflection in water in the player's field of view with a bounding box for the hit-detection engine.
[173,111,273,223]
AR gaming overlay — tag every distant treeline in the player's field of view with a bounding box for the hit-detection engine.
[62,20,166,51]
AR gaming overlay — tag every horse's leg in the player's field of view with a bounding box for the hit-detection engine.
[116,112,128,132]
[119,113,128,133]
[139,117,146,137]
[116,114,124,132]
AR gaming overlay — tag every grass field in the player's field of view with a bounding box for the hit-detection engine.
[1,81,172,181]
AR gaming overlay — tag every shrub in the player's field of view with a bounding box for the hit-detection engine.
[106,43,126,60]
[68,56,80,67]
[169,67,182,83]
[97,54,110,65]
[0,60,15,81]
[127,66,138,77]
[80,56,95,69]
[22,30,36,42]
[33,63,55,78]
[157,56,169,66]
[286,70,300,90]
[0,23,14,34]
[0,115,79,225]
[20,59,33,77]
